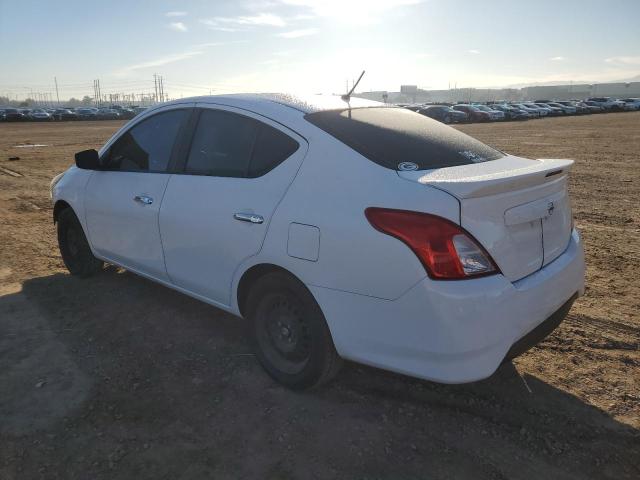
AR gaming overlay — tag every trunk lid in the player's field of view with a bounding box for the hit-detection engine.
[398,156,573,282]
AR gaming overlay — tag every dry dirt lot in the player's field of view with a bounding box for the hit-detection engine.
[0,113,638,479]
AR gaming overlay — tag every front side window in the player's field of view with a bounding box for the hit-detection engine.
[106,109,187,172]
[185,109,299,178]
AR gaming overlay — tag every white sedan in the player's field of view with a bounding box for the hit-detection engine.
[51,94,585,389]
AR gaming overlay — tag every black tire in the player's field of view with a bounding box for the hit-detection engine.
[246,271,342,390]
[443,115,452,124]
[57,208,103,277]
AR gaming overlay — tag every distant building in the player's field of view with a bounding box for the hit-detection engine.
[356,82,640,104]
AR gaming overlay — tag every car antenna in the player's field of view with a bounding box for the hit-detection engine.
[341,70,366,102]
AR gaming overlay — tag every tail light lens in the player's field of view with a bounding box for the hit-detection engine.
[365,207,500,280]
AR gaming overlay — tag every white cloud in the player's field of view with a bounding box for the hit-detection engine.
[550,56,565,61]
[468,49,480,54]
[279,0,422,17]
[116,50,203,76]
[275,28,319,38]
[166,11,187,17]
[199,20,242,32]
[190,41,244,48]
[201,13,287,29]
[168,22,188,32]
[605,56,640,65]
[276,0,422,25]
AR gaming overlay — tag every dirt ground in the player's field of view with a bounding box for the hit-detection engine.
[0,113,638,479]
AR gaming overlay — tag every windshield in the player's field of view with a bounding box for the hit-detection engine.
[305,107,503,171]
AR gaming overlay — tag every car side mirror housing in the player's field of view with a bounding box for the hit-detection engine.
[75,149,101,170]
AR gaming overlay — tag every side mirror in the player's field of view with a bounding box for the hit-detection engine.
[75,149,101,170]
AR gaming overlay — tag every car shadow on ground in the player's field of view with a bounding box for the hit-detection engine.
[1,268,638,480]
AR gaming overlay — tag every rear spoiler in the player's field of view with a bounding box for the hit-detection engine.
[397,156,574,199]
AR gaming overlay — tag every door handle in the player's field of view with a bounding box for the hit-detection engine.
[134,195,153,205]
[233,212,264,224]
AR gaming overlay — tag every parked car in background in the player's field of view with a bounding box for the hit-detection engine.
[528,103,553,116]
[132,106,148,116]
[96,108,121,120]
[546,102,576,115]
[51,94,585,389]
[418,105,464,124]
[511,103,541,118]
[53,109,79,121]
[489,104,530,120]
[77,108,98,120]
[119,108,136,119]
[76,107,98,120]
[110,105,136,119]
[535,103,563,115]
[29,108,53,121]
[620,98,640,110]
[453,104,492,122]
[557,101,588,114]
[587,97,626,111]
[583,101,605,112]
[0,109,5,121]
[520,103,548,116]
[4,108,28,121]
[473,104,505,121]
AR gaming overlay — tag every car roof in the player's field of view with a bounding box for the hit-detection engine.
[149,93,385,117]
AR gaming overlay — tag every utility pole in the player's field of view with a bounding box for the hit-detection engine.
[54,77,60,105]
[153,74,158,103]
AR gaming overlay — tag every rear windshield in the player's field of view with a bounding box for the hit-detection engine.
[305,107,503,170]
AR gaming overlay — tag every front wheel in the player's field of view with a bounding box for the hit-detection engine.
[443,115,452,124]
[247,272,342,390]
[57,208,103,277]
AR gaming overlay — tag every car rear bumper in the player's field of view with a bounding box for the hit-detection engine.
[310,229,585,384]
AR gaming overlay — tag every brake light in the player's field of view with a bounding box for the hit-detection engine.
[365,208,500,280]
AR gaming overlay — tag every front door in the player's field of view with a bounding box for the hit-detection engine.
[84,107,190,281]
[159,105,307,306]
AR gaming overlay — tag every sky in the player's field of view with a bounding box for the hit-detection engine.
[1,0,639,100]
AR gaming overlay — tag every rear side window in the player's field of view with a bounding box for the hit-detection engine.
[107,109,187,172]
[305,107,503,170]
[248,125,299,178]
[185,109,299,178]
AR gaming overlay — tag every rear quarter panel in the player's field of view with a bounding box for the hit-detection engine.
[242,130,461,301]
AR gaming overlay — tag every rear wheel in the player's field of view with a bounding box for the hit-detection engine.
[57,208,103,277]
[246,272,342,390]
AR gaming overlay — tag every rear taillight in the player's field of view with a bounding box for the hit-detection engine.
[365,207,500,280]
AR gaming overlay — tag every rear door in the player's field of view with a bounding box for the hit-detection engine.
[159,105,307,306]
[84,106,190,280]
